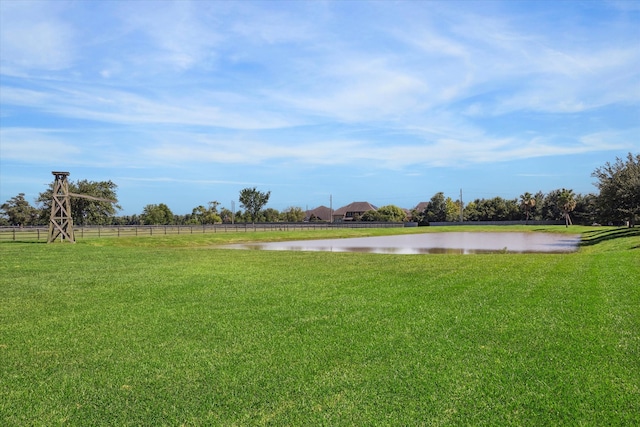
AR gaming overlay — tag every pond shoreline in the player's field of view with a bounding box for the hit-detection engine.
[221,231,582,254]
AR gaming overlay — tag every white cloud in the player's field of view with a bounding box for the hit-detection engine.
[1,1,638,183]
[580,129,640,151]
[1,84,295,130]
[141,131,369,167]
[0,128,82,164]
[0,1,76,73]
[275,66,431,122]
[113,1,222,71]
[230,3,321,45]
[118,176,249,186]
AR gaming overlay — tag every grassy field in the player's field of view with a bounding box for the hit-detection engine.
[1,226,638,425]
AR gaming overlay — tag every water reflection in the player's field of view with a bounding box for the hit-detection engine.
[221,232,581,254]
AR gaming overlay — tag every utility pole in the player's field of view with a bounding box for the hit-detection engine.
[459,188,464,222]
[231,200,235,224]
[330,194,333,223]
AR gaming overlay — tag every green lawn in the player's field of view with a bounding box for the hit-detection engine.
[1,226,638,425]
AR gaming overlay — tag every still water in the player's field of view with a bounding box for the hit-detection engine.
[221,232,581,254]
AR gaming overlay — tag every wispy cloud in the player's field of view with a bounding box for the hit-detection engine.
[0,128,82,164]
[0,1,76,73]
[118,176,251,186]
[0,84,295,130]
[114,1,223,72]
[1,0,638,213]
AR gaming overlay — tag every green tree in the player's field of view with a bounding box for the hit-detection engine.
[239,187,271,223]
[263,208,280,222]
[111,214,141,225]
[423,192,447,223]
[190,206,207,224]
[573,193,598,225]
[141,203,174,225]
[1,193,39,226]
[37,179,120,225]
[557,188,577,227]
[540,189,563,221]
[73,180,120,225]
[519,192,536,223]
[445,197,461,222]
[592,152,640,227]
[360,210,382,221]
[532,191,546,221]
[281,206,305,222]
[219,207,234,223]
[463,200,479,221]
[191,201,222,224]
[464,197,518,221]
[234,210,252,223]
[375,205,408,222]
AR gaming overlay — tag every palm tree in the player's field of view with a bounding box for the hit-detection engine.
[519,192,536,224]
[558,188,577,227]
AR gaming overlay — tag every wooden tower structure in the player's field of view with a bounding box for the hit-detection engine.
[47,171,118,243]
[48,171,75,243]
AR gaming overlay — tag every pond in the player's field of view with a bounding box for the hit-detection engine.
[221,232,581,254]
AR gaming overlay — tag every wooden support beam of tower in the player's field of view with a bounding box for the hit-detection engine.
[48,171,75,243]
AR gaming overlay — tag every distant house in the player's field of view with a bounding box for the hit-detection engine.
[413,202,429,212]
[409,201,429,222]
[332,201,378,222]
[305,205,332,222]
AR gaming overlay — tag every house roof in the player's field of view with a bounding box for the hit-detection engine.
[413,201,429,212]
[333,201,378,216]
[305,205,332,221]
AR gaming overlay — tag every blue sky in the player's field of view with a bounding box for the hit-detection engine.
[1,0,639,216]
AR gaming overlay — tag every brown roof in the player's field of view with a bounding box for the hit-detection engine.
[413,202,429,212]
[332,201,378,216]
[305,205,332,221]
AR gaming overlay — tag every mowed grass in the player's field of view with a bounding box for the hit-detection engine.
[1,226,638,425]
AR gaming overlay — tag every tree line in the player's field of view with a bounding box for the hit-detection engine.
[414,188,586,226]
[2,153,638,227]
